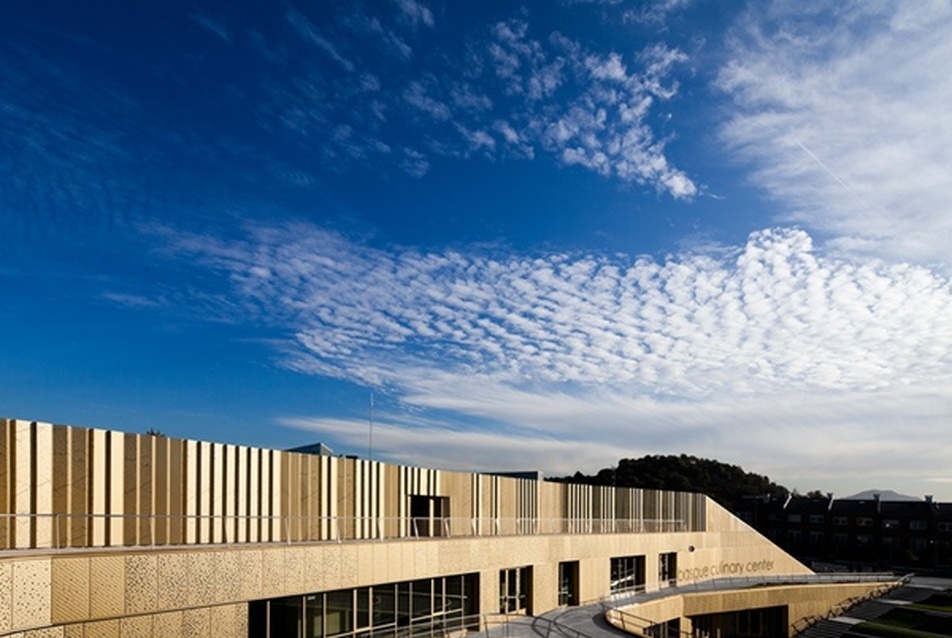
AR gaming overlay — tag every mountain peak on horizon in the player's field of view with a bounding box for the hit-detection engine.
[841,489,922,502]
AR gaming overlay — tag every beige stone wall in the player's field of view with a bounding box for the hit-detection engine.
[673,499,812,584]
[0,517,808,637]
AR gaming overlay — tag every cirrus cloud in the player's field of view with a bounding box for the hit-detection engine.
[718,1,952,266]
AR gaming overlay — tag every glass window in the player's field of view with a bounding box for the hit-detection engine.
[445,576,464,613]
[658,552,677,585]
[833,517,848,526]
[412,580,432,617]
[910,520,929,530]
[499,567,531,614]
[433,578,444,615]
[809,515,825,524]
[397,582,411,625]
[610,555,646,593]
[259,574,480,638]
[325,590,353,637]
[305,594,324,638]
[355,588,370,630]
[271,595,304,638]
[373,584,395,627]
[558,561,578,606]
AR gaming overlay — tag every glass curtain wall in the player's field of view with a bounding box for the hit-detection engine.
[251,573,479,638]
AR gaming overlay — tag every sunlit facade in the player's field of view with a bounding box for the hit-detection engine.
[0,418,889,637]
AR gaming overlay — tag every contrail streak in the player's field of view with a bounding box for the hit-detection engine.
[796,140,878,216]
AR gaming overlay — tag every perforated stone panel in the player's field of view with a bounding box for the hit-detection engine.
[186,552,216,608]
[119,615,153,638]
[12,559,51,630]
[51,557,89,624]
[182,607,210,638]
[237,550,263,601]
[88,556,124,620]
[0,561,12,633]
[261,549,285,596]
[285,547,307,594]
[84,618,120,638]
[156,552,190,611]
[124,554,157,615]
[152,610,183,636]
[214,550,242,603]
[14,627,62,638]
[210,603,246,638]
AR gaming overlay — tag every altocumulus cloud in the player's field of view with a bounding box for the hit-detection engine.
[170,224,952,483]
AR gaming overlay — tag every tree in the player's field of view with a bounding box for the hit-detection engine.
[550,454,789,512]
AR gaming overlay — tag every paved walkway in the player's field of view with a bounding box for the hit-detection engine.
[796,577,952,638]
[482,604,626,638]
[484,575,933,638]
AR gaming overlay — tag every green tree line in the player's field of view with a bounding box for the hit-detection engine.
[550,454,792,513]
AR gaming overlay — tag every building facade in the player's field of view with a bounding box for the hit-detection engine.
[741,493,952,572]
[0,418,884,637]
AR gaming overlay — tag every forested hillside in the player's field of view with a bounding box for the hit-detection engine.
[551,454,790,512]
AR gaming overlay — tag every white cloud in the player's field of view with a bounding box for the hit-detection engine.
[255,6,696,198]
[478,20,697,198]
[623,0,691,26]
[397,0,435,28]
[403,80,452,121]
[400,147,430,177]
[718,2,952,266]
[172,223,952,490]
[101,292,164,308]
[190,13,231,44]
[279,382,950,490]
[286,7,356,72]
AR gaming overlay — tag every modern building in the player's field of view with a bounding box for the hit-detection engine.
[740,492,952,572]
[0,418,899,637]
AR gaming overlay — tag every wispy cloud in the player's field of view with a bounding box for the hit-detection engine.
[169,222,952,485]
[718,2,952,266]
[286,7,356,72]
[397,0,435,29]
[623,0,691,26]
[101,292,164,308]
[190,13,231,44]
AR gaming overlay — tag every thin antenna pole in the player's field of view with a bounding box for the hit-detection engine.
[369,390,374,461]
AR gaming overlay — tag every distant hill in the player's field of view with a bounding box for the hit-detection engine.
[841,489,921,502]
[550,454,789,513]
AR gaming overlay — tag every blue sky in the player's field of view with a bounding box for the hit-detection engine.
[2,0,951,499]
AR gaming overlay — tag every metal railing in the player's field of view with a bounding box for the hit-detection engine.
[605,607,692,638]
[241,610,599,638]
[600,571,908,638]
[789,573,912,635]
[0,512,689,552]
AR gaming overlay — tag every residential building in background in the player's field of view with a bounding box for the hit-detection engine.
[739,493,952,573]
